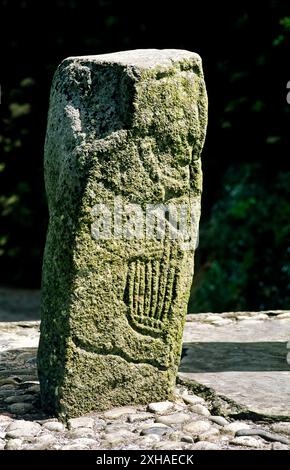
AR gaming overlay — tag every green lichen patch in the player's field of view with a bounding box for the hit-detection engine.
[37,49,207,418]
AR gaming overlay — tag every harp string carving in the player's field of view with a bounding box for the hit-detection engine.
[124,243,178,335]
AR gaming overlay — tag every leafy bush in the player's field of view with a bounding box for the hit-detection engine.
[190,165,290,312]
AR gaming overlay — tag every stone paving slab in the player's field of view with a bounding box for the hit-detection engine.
[179,311,290,419]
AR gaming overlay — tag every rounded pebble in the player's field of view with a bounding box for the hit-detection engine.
[222,422,250,435]
[230,436,265,448]
[71,438,99,448]
[271,442,289,450]
[154,441,184,450]
[66,427,95,439]
[193,441,220,450]
[68,417,94,429]
[5,438,23,450]
[210,416,229,426]
[155,412,191,426]
[183,420,211,435]
[62,444,90,450]
[4,394,36,404]
[271,422,290,436]
[182,394,205,406]
[42,421,64,432]
[5,420,41,439]
[8,403,33,414]
[141,426,171,437]
[147,401,174,414]
[198,428,220,442]
[181,434,194,443]
[0,377,285,452]
[103,430,136,445]
[127,412,152,423]
[28,434,56,450]
[190,404,211,417]
[103,406,136,419]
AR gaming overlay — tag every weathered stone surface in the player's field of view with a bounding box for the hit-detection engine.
[42,421,64,432]
[147,401,174,414]
[26,434,57,450]
[127,412,152,423]
[193,441,220,450]
[271,422,290,436]
[183,420,211,435]
[66,427,95,439]
[271,442,289,450]
[68,417,95,429]
[155,412,192,426]
[198,428,220,442]
[210,416,229,426]
[230,436,265,448]
[103,406,137,419]
[70,437,99,448]
[8,402,33,415]
[5,420,41,439]
[235,428,290,445]
[4,394,36,404]
[33,434,56,446]
[182,393,205,406]
[5,438,23,450]
[190,403,211,416]
[154,441,184,450]
[181,434,194,443]
[62,443,90,450]
[140,426,171,436]
[37,48,207,417]
[222,422,251,435]
[104,423,133,433]
[103,430,137,446]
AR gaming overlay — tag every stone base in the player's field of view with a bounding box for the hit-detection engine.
[40,344,175,417]
[1,309,289,420]
[1,319,290,451]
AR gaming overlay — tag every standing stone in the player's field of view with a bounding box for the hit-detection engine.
[37,49,207,418]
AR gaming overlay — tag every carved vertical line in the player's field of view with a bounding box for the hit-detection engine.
[160,266,176,321]
[150,260,159,318]
[155,243,171,320]
[138,261,145,317]
[160,243,177,321]
[144,261,152,317]
[128,261,136,317]
[133,260,140,316]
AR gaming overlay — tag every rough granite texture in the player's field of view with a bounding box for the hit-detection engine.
[37,49,208,418]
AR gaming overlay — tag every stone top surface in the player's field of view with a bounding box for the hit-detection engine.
[63,48,201,69]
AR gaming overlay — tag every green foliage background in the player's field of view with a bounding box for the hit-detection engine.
[0,1,290,312]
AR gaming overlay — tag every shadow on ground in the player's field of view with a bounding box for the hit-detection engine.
[180,342,290,372]
[0,287,40,322]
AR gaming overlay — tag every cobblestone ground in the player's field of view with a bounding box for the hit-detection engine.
[0,322,289,451]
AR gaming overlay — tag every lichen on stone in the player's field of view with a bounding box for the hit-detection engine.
[37,49,208,418]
